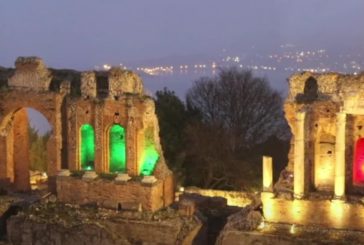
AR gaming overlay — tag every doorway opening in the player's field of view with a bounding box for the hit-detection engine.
[353,138,364,185]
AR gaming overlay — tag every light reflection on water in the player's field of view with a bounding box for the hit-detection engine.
[141,69,288,98]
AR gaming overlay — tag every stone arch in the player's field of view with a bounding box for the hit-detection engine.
[304,76,318,99]
[0,107,54,191]
[296,76,319,103]
[0,69,65,192]
[79,124,95,171]
[106,124,126,173]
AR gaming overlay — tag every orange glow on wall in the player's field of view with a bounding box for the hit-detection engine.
[353,138,364,184]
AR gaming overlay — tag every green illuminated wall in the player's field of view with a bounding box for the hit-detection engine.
[109,124,126,172]
[80,124,95,170]
[141,145,159,176]
[140,128,160,176]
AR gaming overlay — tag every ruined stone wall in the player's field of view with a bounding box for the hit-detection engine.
[282,72,364,195]
[0,56,174,211]
[80,71,97,99]
[108,68,143,98]
[57,175,174,211]
[66,96,171,178]
[8,57,51,91]
[0,90,64,179]
[183,187,252,207]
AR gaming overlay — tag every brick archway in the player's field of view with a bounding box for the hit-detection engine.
[0,57,174,209]
[0,90,65,191]
[0,106,56,191]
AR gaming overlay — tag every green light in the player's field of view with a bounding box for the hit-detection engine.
[109,124,126,172]
[140,144,159,176]
[80,124,95,170]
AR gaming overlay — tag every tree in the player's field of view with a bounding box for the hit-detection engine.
[184,68,288,190]
[186,68,284,151]
[154,88,189,184]
[28,125,49,172]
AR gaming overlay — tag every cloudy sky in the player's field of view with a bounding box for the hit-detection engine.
[1,0,363,69]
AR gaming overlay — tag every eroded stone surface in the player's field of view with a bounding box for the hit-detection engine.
[0,56,173,211]
[7,201,201,245]
[278,72,364,195]
[8,57,52,91]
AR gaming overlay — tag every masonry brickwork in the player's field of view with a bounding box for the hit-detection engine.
[0,57,174,211]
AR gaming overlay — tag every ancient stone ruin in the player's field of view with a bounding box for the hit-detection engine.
[0,57,174,211]
[217,72,364,244]
[262,72,364,231]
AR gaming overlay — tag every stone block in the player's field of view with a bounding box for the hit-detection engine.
[57,169,71,177]
[120,202,142,212]
[142,175,157,185]
[115,173,131,182]
[80,71,97,98]
[178,199,196,217]
[82,171,98,181]
[8,56,52,91]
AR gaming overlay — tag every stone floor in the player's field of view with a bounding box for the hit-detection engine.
[218,221,364,245]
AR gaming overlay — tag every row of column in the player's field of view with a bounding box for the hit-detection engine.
[293,110,346,199]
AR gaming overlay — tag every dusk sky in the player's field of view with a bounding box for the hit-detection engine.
[1,1,364,132]
[1,1,364,69]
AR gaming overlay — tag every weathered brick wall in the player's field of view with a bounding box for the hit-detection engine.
[8,57,51,91]
[57,174,174,211]
[281,72,364,195]
[0,57,174,211]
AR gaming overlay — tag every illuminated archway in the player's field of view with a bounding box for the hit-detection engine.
[353,138,364,185]
[109,124,126,172]
[140,145,159,176]
[80,124,95,171]
[314,132,335,191]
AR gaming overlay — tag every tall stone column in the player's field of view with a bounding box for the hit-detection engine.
[13,108,30,192]
[94,103,104,173]
[47,95,63,192]
[126,107,138,176]
[67,103,78,171]
[334,112,346,199]
[0,115,15,182]
[262,156,273,192]
[294,111,306,199]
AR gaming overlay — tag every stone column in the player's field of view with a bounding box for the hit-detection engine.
[54,95,63,174]
[294,111,305,199]
[126,107,139,176]
[0,136,7,180]
[67,103,78,171]
[0,115,14,182]
[94,103,104,173]
[334,112,346,199]
[47,95,63,192]
[13,109,30,192]
[262,156,273,192]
